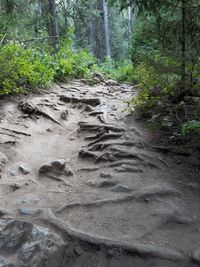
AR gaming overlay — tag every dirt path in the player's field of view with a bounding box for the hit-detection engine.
[0,79,199,266]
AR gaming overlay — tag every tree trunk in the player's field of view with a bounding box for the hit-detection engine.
[181,0,186,94]
[88,15,94,54]
[102,0,111,58]
[48,0,59,51]
[128,6,132,53]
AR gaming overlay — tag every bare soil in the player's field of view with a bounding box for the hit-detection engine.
[0,79,199,266]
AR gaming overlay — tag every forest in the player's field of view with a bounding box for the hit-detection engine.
[0,1,200,266]
[1,0,200,139]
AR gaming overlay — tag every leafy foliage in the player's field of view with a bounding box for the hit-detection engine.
[0,36,96,95]
[97,58,134,82]
[0,43,55,95]
[181,120,200,136]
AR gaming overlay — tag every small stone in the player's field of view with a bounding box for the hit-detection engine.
[19,208,42,216]
[83,105,94,112]
[19,164,31,175]
[100,173,112,178]
[86,178,117,188]
[111,184,131,193]
[60,109,69,120]
[46,128,53,132]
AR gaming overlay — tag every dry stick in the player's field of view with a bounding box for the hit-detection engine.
[56,186,180,214]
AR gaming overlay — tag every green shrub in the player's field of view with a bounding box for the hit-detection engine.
[0,39,96,95]
[97,58,134,83]
[0,43,55,95]
[53,38,96,81]
[181,120,200,136]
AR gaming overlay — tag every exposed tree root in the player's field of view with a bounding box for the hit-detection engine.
[77,167,99,172]
[0,131,20,139]
[40,209,187,263]
[97,114,107,123]
[56,185,180,214]
[114,165,143,173]
[60,95,101,106]
[86,133,123,145]
[40,174,71,187]
[78,122,126,132]
[0,127,31,137]
[88,111,104,116]
[60,86,81,92]
[87,140,144,151]
[19,100,63,127]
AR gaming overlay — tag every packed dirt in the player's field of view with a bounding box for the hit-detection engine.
[0,79,199,266]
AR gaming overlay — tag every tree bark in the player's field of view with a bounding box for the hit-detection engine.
[128,6,132,52]
[48,0,59,51]
[102,0,111,58]
[88,15,94,54]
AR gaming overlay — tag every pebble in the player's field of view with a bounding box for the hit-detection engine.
[19,208,42,216]
[111,184,131,193]
[19,164,31,175]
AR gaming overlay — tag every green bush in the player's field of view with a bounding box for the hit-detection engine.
[97,58,134,83]
[0,38,96,95]
[181,120,200,136]
[53,38,96,81]
[0,43,55,95]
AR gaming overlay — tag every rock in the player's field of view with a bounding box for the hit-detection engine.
[60,109,69,120]
[0,152,7,172]
[111,184,132,193]
[39,159,73,176]
[86,178,117,188]
[19,164,31,175]
[100,173,112,178]
[83,105,94,112]
[0,219,67,267]
[19,208,42,216]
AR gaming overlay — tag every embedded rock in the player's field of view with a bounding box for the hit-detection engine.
[39,159,73,176]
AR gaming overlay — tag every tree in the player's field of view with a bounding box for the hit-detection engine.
[102,0,111,57]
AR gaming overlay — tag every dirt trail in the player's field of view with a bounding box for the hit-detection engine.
[0,79,199,266]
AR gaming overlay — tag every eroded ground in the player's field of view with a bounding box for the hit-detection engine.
[0,79,199,266]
